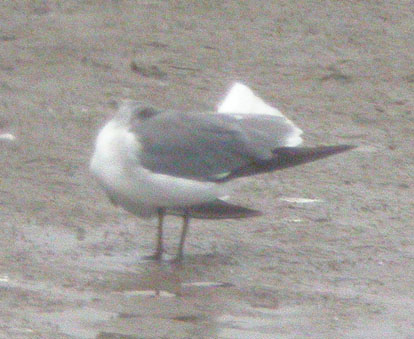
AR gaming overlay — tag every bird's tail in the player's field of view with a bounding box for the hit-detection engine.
[218,144,356,182]
[168,199,262,219]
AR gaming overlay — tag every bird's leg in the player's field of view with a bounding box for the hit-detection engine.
[154,207,165,260]
[176,210,190,261]
[145,207,165,260]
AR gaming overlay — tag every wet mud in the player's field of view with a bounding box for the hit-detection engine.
[1,1,414,338]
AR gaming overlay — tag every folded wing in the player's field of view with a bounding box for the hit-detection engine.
[129,83,352,182]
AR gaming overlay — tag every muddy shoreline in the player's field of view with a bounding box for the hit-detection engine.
[1,1,413,338]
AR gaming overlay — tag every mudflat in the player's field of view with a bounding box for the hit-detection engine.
[1,1,413,338]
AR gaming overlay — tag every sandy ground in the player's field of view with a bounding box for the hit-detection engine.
[1,1,414,338]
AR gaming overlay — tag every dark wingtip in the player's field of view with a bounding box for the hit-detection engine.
[168,200,262,219]
[216,144,357,182]
[267,144,357,170]
[328,144,357,153]
[273,144,357,157]
[308,144,357,158]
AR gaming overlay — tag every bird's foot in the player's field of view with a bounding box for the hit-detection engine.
[170,252,184,264]
[143,251,163,261]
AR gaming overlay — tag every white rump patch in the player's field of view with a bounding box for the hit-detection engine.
[217,82,303,146]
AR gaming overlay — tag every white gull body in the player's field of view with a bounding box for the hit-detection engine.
[90,117,222,217]
[90,83,353,260]
[90,83,302,218]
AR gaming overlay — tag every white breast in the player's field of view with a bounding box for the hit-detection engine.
[90,120,224,217]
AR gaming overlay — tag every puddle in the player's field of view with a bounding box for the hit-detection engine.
[36,308,117,338]
[75,253,146,273]
[182,281,234,288]
[120,289,176,298]
[0,133,15,141]
[281,218,303,224]
[279,197,323,204]
[4,327,35,335]
[219,328,279,339]
[114,281,234,298]
[218,312,282,339]
[0,262,315,338]
[217,304,322,338]
[0,274,9,283]
[97,332,138,338]
[0,272,97,302]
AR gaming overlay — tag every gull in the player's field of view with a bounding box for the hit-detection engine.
[90,83,354,261]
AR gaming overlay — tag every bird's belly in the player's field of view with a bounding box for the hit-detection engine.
[127,167,222,207]
[92,160,224,215]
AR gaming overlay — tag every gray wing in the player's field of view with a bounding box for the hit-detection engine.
[133,110,298,181]
[234,114,300,150]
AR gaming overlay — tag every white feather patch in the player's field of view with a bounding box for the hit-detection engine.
[217,82,303,147]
